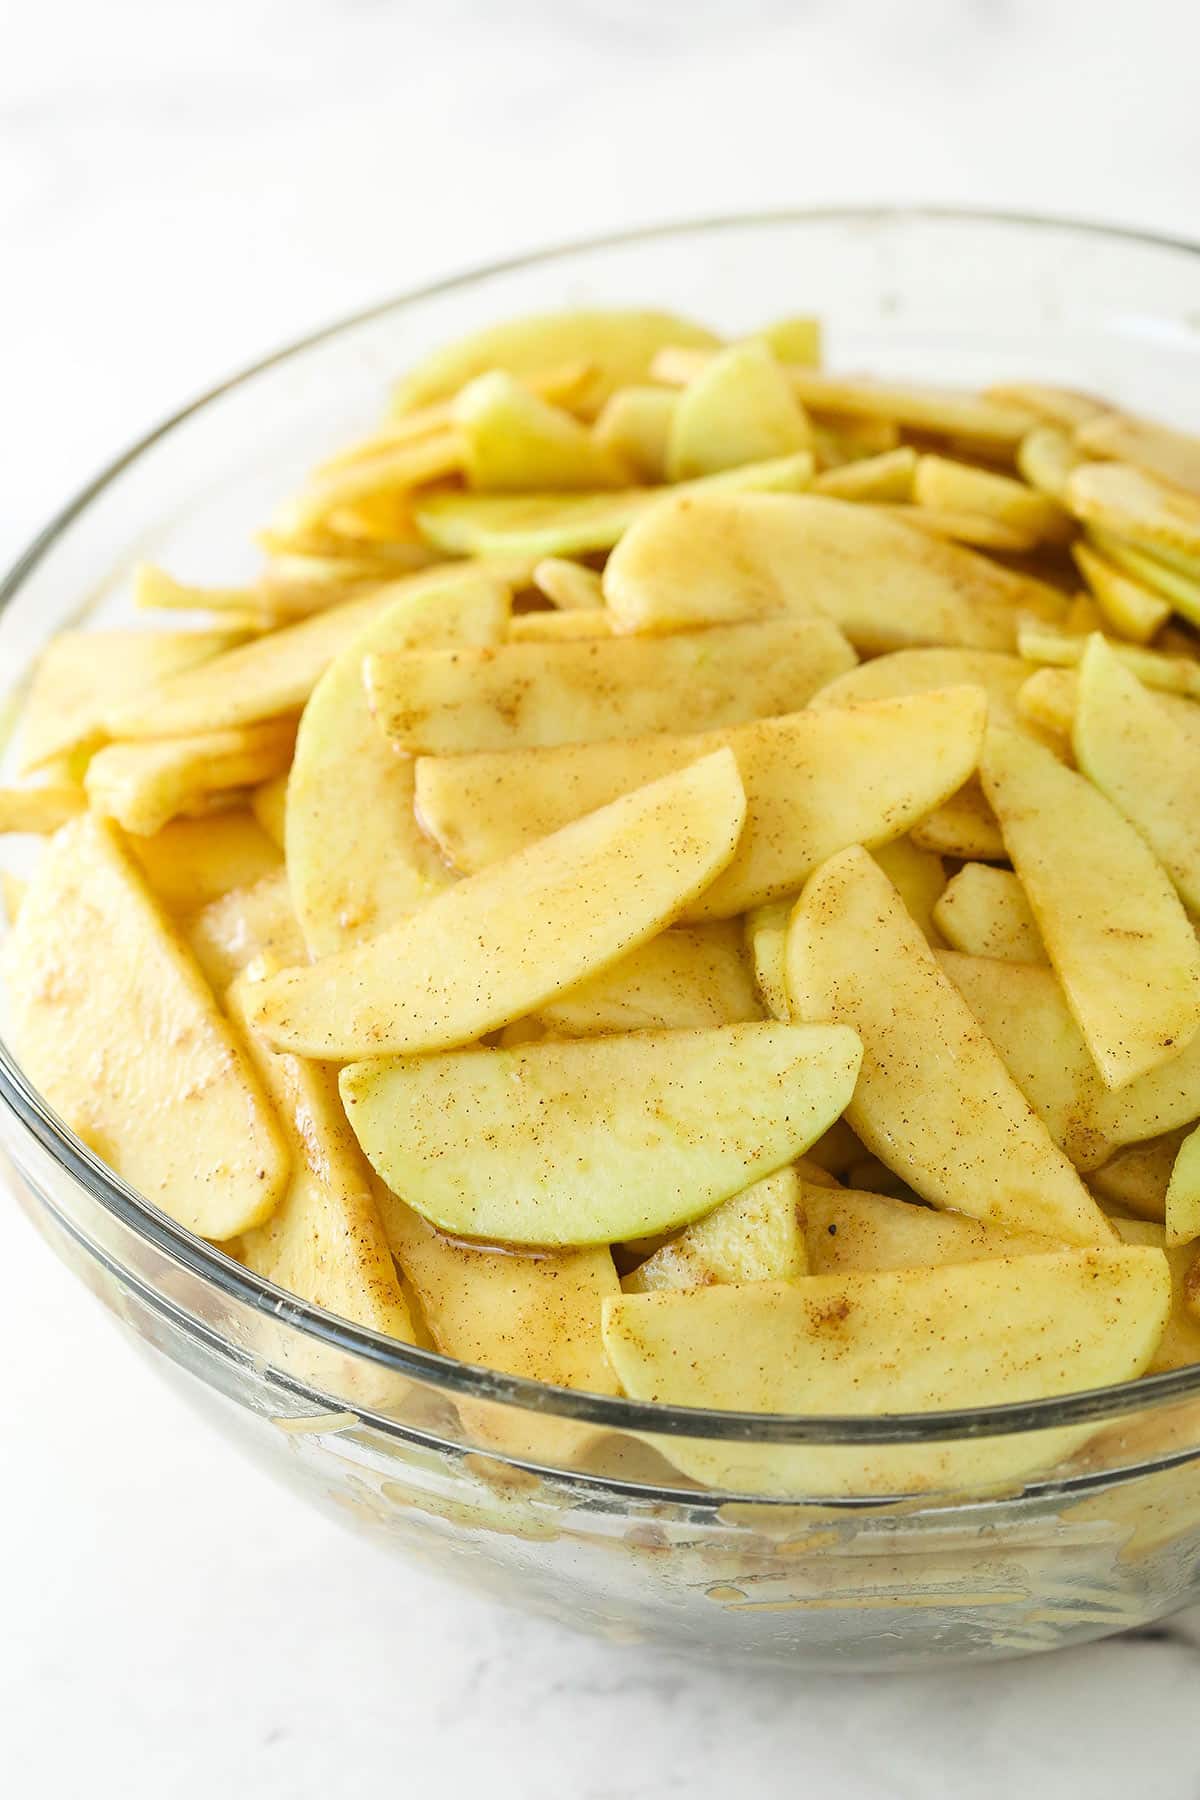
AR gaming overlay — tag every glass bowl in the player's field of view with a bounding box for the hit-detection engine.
[6,208,1200,1673]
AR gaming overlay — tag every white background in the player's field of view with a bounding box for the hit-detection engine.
[4,3,1200,1794]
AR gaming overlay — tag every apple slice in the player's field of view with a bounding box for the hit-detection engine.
[533,922,760,1035]
[366,616,854,755]
[103,560,531,739]
[183,869,306,991]
[813,446,917,503]
[3,815,289,1238]
[1016,425,1084,501]
[455,372,628,490]
[602,491,1065,648]
[601,1248,1169,1497]
[226,967,414,1343]
[530,557,605,611]
[1067,460,1200,555]
[592,386,677,482]
[287,571,509,956]
[787,847,1110,1244]
[415,688,986,919]
[933,864,1044,963]
[126,811,280,911]
[85,718,297,835]
[1166,1128,1200,1249]
[981,725,1200,1088]
[247,749,745,1057]
[16,627,245,774]
[666,340,812,480]
[390,307,719,415]
[804,1187,1055,1274]
[1071,541,1170,643]
[1076,412,1200,499]
[938,951,1200,1170]
[623,1169,807,1291]
[1074,634,1200,914]
[340,1022,861,1247]
[810,646,1030,722]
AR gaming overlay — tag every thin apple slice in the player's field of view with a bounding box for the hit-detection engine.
[183,869,306,990]
[1091,1133,1186,1223]
[809,646,1031,722]
[1076,413,1200,499]
[1017,623,1200,697]
[908,778,1007,862]
[1016,426,1085,501]
[1088,527,1200,624]
[85,718,297,835]
[933,863,1044,962]
[938,950,1200,1170]
[981,725,1200,1088]
[340,1022,861,1247]
[390,307,719,415]
[913,455,1072,543]
[226,966,414,1342]
[103,561,530,739]
[287,571,510,957]
[1166,1127,1200,1250]
[534,922,760,1035]
[1071,541,1170,642]
[413,453,814,559]
[531,557,605,611]
[247,749,745,1057]
[602,491,1064,648]
[592,386,677,483]
[666,340,812,480]
[787,847,1110,1244]
[16,627,246,774]
[623,1169,807,1291]
[366,617,855,755]
[1074,634,1200,914]
[601,1248,1168,1497]
[415,688,986,919]
[3,815,289,1238]
[745,899,792,1020]
[508,609,613,642]
[813,447,917,503]
[454,372,628,490]
[804,1187,1055,1274]
[0,786,85,834]
[1067,461,1200,557]
[987,384,1106,429]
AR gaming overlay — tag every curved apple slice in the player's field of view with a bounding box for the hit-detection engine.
[248,749,746,1058]
[341,1022,862,1248]
[601,1248,1169,1497]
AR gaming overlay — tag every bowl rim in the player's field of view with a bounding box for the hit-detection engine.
[6,201,1200,1448]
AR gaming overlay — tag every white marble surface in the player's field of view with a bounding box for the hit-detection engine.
[5,2,1200,1794]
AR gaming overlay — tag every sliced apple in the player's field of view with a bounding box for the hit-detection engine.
[1091,1133,1185,1223]
[913,455,1071,543]
[981,725,1200,1088]
[1075,413,1200,500]
[248,749,745,1057]
[909,778,1007,862]
[812,446,916,503]
[455,372,627,490]
[1074,634,1200,914]
[624,1169,807,1291]
[531,557,605,611]
[126,811,280,911]
[366,617,855,755]
[1016,426,1084,501]
[3,815,289,1238]
[0,786,85,834]
[226,966,414,1342]
[16,627,245,774]
[666,340,812,480]
[986,384,1106,429]
[287,571,510,957]
[413,453,814,559]
[508,608,614,642]
[85,719,297,836]
[804,1186,1055,1274]
[1067,461,1200,558]
[1071,541,1170,642]
[938,950,1200,1171]
[787,847,1110,1244]
[809,646,1030,722]
[592,386,677,482]
[390,307,719,416]
[1166,1126,1200,1249]
[341,1022,861,1247]
[1108,1217,1200,1374]
[415,689,986,919]
[1088,527,1200,625]
[933,863,1044,963]
[745,898,792,1021]
[1018,623,1200,699]
[602,491,1064,649]
[103,561,529,739]
[534,922,760,1035]
[601,1248,1168,1497]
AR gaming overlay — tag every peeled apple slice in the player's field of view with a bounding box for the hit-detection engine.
[247,749,746,1057]
[340,1023,862,1248]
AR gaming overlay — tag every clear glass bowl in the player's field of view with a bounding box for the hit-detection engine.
[6,209,1200,1672]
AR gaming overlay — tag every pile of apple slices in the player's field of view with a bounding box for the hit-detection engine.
[8,305,1200,1495]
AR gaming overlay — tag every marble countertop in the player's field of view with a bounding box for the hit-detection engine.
[5,2,1200,1794]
